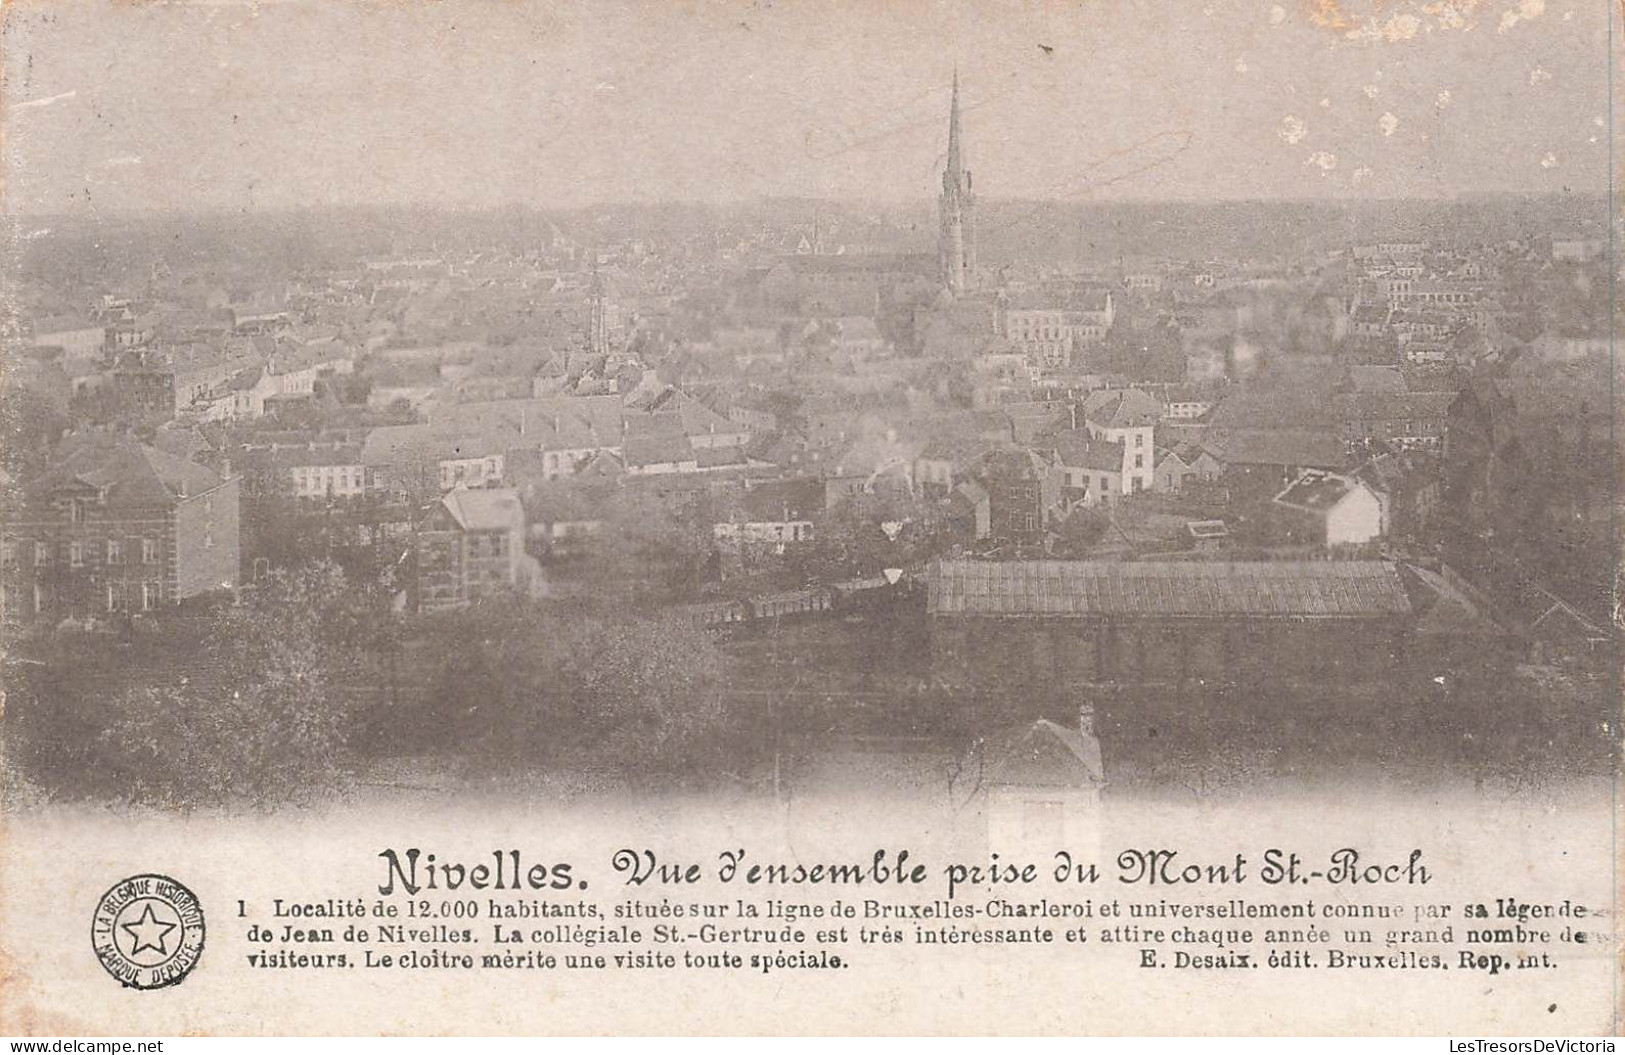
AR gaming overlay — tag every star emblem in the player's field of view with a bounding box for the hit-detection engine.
[120,903,178,957]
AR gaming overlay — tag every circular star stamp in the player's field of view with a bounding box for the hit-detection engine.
[91,874,206,990]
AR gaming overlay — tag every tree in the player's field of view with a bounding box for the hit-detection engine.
[98,563,375,808]
[410,595,734,781]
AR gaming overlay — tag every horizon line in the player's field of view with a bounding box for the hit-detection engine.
[4,188,1609,225]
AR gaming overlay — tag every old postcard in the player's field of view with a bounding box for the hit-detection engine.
[0,0,1618,1037]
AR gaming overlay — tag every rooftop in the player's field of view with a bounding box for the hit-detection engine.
[928,559,1412,620]
[1273,470,1370,513]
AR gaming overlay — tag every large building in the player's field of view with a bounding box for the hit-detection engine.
[1,437,240,624]
[927,560,1417,698]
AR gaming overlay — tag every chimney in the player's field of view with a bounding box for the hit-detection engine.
[1077,701,1096,740]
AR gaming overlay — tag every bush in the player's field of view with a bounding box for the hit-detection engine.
[94,562,373,809]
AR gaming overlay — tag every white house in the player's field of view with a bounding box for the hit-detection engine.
[1273,469,1384,547]
[1080,389,1159,494]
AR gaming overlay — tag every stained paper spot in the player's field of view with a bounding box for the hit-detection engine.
[1498,0,1546,33]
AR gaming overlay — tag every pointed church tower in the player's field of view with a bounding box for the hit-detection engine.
[587,258,608,357]
[939,69,976,295]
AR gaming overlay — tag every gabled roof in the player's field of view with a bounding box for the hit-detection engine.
[1154,445,1193,470]
[27,436,229,508]
[1199,427,1345,470]
[1081,388,1159,429]
[1050,431,1124,473]
[973,719,1104,789]
[1333,391,1456,422]
[729,478,824,523]
[623,415,697,468]
[440,487,524,532]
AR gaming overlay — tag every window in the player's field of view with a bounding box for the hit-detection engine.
[142,538,158,564]
[1135,433,1145,447]
[141,582,159,611]
[0,541,14,569]
[34,542,49,566]
[106,582,125,612]
[1134,454,1144,469]
[1101,477,1110,493]
[107,539,123,564]
[69,542,83,567]
[204,526,214,550]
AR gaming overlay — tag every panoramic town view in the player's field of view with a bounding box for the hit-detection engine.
[0,7,1614,827]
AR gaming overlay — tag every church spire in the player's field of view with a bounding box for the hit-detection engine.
[939,68,976,295]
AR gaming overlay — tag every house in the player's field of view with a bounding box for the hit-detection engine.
[1528,594,1610,665]
[1080,389,1158,493]
[1046,431,1123,509]
[1333,391,1456,453]
[948,480,992,540]
[30,316,108,357]
[1352,450,1442,542]
[1,437,239,623]
[1272,469,1384,548]
[713,478,824,547]
[1153,445,1197,494]
[113,342,265,420]
[1196,427,1346,501]
[962,448,1059,544]
[621,413,700,475]
[414,487,533,612]
[915,433,995,498]
[641,387,750,449]
[958,712,1105,851]
[360,424,509,497]
[1158,386,1216,421]
[276,446,378,501]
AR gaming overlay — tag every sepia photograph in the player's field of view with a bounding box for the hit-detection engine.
[0,0,1617,1038]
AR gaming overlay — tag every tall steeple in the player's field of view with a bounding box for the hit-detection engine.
[587,257,608,356]
[939,69,976,296]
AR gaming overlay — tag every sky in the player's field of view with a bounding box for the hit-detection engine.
[1,0,1614,214]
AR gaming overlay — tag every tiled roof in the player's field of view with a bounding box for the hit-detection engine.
[928,560,1412,619]
[1199,427,1345,469]
[29,436,230,507]
[1081,388,1159,429]
[441,487,525,532]
[1333,391,1456,422]
[1050,431,1124,473]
